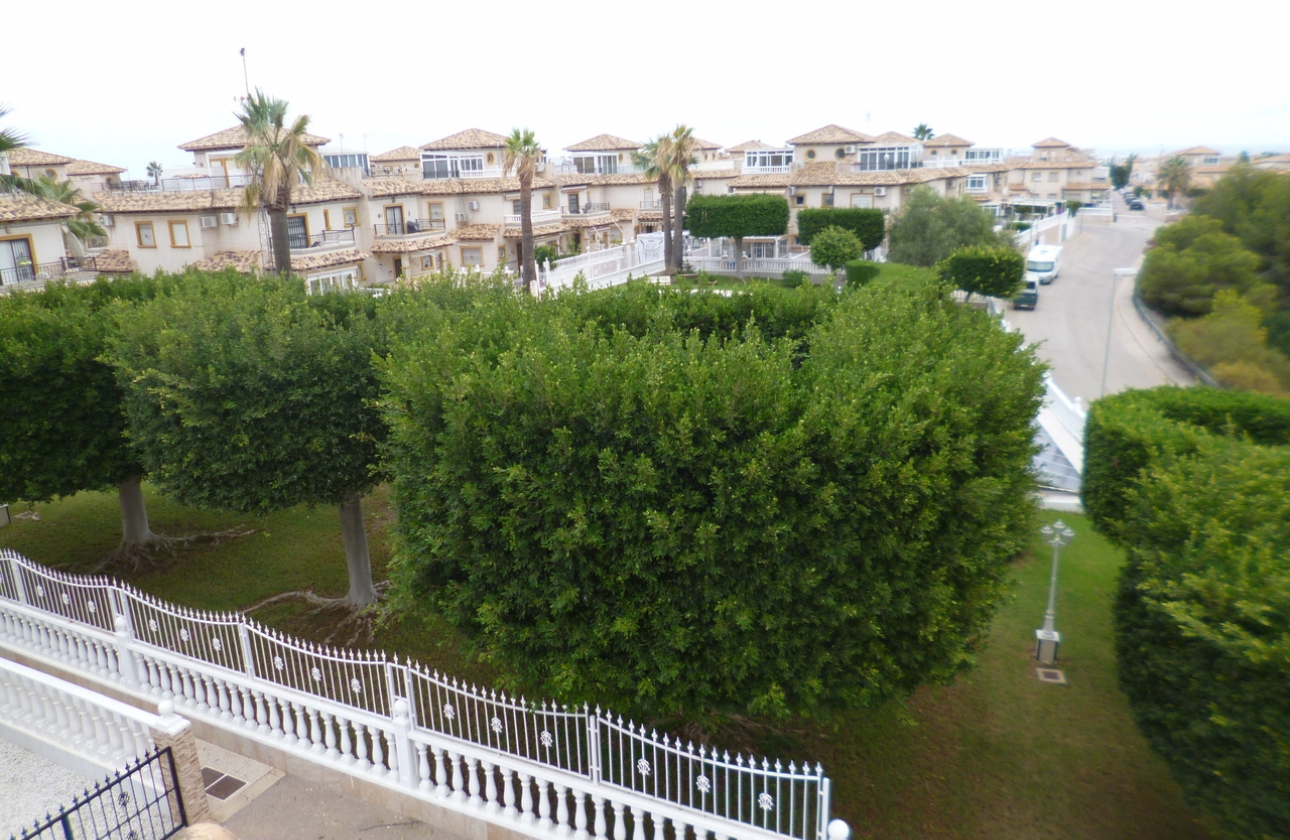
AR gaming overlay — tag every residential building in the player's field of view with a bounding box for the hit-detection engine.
[0,192,78,286]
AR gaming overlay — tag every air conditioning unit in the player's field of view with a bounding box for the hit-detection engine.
[219,212,238,225]
[788,186,796,196]
[845,145,857,154]
[454,212,468,222]
[467,200,480,211]
[98,214,114,227]
[200,215,218,229]
[874,187,887,197]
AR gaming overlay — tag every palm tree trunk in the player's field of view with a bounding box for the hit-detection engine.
[520,175,535,293]
[660,173,673,273]
[672,184,687,272]
[268,206,292,276]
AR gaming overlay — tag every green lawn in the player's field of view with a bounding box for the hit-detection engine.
[0,493,1210,839]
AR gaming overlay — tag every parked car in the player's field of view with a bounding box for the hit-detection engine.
[1012,277,1039,309]
[1128,200,1145,210]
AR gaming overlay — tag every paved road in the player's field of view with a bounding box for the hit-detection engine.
[1005,196,1193,405]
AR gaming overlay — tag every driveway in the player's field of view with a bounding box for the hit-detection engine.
[1005,197,1193,404]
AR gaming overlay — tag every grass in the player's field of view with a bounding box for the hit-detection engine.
[0,494,1211,839]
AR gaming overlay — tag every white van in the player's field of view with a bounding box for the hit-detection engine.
[1026,245,1062,285]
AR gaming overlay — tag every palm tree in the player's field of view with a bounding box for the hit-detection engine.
[503,128,541,293]
[1157,156,1193,209]
[0,105,54,199]
[667,125,698,272]
[146,161,163,187]
[633,135,674,272]
[912,123,935,141]
[36,176,105,243]
[234,90,323,275]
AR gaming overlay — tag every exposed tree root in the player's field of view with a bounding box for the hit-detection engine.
[242,581,391,647]
[95,527,258,573]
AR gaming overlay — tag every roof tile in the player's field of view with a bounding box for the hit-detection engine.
[179,125,330,152]
[566,134,641,152]
[787,125,874,145]
[420,129,509,150]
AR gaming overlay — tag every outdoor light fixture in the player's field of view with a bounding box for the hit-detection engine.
[1035,520,1075,664]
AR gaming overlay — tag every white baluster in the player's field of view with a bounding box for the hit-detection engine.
[215,680,232,720]
[652,813,665,840]
[573,789,589,840]
[465,756,482,807]
[554,783,570,836]
[483,760,499,813]
[416,743,431,792]
[593,795,607,840]
[354,722,370,768]
[370,725,385,774]
[294,703,309,744]
[323,712,338,759]
[433,746,449,798]
[611,802,626,840]
[449,751,466,802]
[632,806,646,840]
[252,690,269,733]
[308,708,323,753]
[339,716,354,764]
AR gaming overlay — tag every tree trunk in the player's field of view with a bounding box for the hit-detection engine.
[339,494,378,608]
[672,184,687,272]
[734,236,745,279]
[520,175,535,293]
[268,207,292,276]
[659,173,673,274]
[118,477,156,548]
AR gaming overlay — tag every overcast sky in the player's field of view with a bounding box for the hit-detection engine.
[7,0,1287,180]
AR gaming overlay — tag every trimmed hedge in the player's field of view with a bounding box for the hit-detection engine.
[685,194,789,240]
[844,260,880,288]
[797,208,885,251]
[1082,386,1290,541]
[1098,400,1290,838]
[936,245,1025,300]
[782,269,808,288]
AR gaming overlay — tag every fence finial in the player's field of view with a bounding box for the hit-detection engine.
[828,820,852,840]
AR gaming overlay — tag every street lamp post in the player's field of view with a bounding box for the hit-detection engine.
[1101,268,1139,398]
[1035,520,1075,664]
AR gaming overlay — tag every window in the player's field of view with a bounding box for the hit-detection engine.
[610,229,622,244]
[461,247,483,266]
[306,268,361,295]
[542,194,551,209]
[821,192,834,207]
[0,236,35,284]
[287,214,309,248]
[573,155,618,175]
[1032,172,1042,182]
[45,168,56,178]
[1202,156,1219,166]
[421,254,437,271]
[343,207,358,227]
[805,149,816,160]
[835,148,847,160]
[744,150,794,170]
[427,203,443,221]
[498,246,507,263]
[422,154,484,179]
[512,200,523,215]
[322,153,369,171]
[168,220,190,248]
[567,193,580,214]
[855,145,920,171]
[850,194,873,209]
[967,175,986,192]
[1048,172,1059,182]
[794,195,804,206]
[136,222,156,248]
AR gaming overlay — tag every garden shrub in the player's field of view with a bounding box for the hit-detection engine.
[936,245,1025,300]
[781,269,808,288]
[844,260,881,288]
[796,208,885,251]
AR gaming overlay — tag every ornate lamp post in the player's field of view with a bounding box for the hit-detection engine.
[1035,520,1075,664]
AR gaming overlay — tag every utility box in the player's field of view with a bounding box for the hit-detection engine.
[1036,628,1061,664]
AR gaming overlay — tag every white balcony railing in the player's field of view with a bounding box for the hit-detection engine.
[503,209,562,227]
[742,165,793,175]
[458,167,506,180]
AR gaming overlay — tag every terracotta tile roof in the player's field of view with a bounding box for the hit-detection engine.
[563,215,616,229]
[192,250,263,273]
[1174,145,1221,156]
[369,233,456,254]
[577,173,651,186]
[566,134,641,152]
[922,133,973,147]
[365,177,435,198]
[179,125,330,152]
[366,176,558,197]
[371,146,423,163]
[1017,160,1097,170]
[420,129,509,150]
[727,140,778,153]
[611,208,635,222]
[728,162,969,190]
[728,173,792,189]
[0,192,78,222]
[637,211,666,222]
[94,189,242,213]
[66,159,127,176]
[871,131,916,144]
[691,137,722,151]
[291,178,363,204]
[452,223,501,241]
[6,148,75,166]
[87,250,136,274]
[692,169,738,180]
[787,125,873,145]
[1032,137,1072,149]
[503,222,570,239]
[291,247,368,272]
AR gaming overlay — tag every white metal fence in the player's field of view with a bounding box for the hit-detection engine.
[0,550,838,840]
[537,237,667,293]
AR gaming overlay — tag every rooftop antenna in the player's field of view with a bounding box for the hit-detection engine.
[239,48,250,98]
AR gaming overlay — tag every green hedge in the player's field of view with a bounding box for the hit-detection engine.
[685,194,789,240]
[797,208,885,251]
[1110,433,1290,839]
[1082,386,1290,541]
[936,246,1024,300]
[844,260,880,288]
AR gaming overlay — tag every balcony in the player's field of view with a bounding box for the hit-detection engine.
[562,203,610,217]
[424,165,506,180]
[742,165,793,175]
[373,219,446,238]
[104,175,257,192]
[640,201,665,210]
[289,228,356,251]
[0,260,71,286]
[503,209,563,227]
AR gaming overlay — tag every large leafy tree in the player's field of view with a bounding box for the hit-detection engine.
[108,271,387,606]
[503,128,541,293]
[1137,215,1263,317]
[1157,156,1193,208]
[667,125,698,272]
[234,90,323,275]
[633,135,674,271]
[886,186,1013,267]
[685,193,790,277]
[0,278,171,555]
[382,277,1044,720]
[808,225,862,271]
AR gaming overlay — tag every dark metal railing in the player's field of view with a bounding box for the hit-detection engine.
[0,260,69,286]
[14,747,187,840]
[373,219,446,237]
[289,228,356,250]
